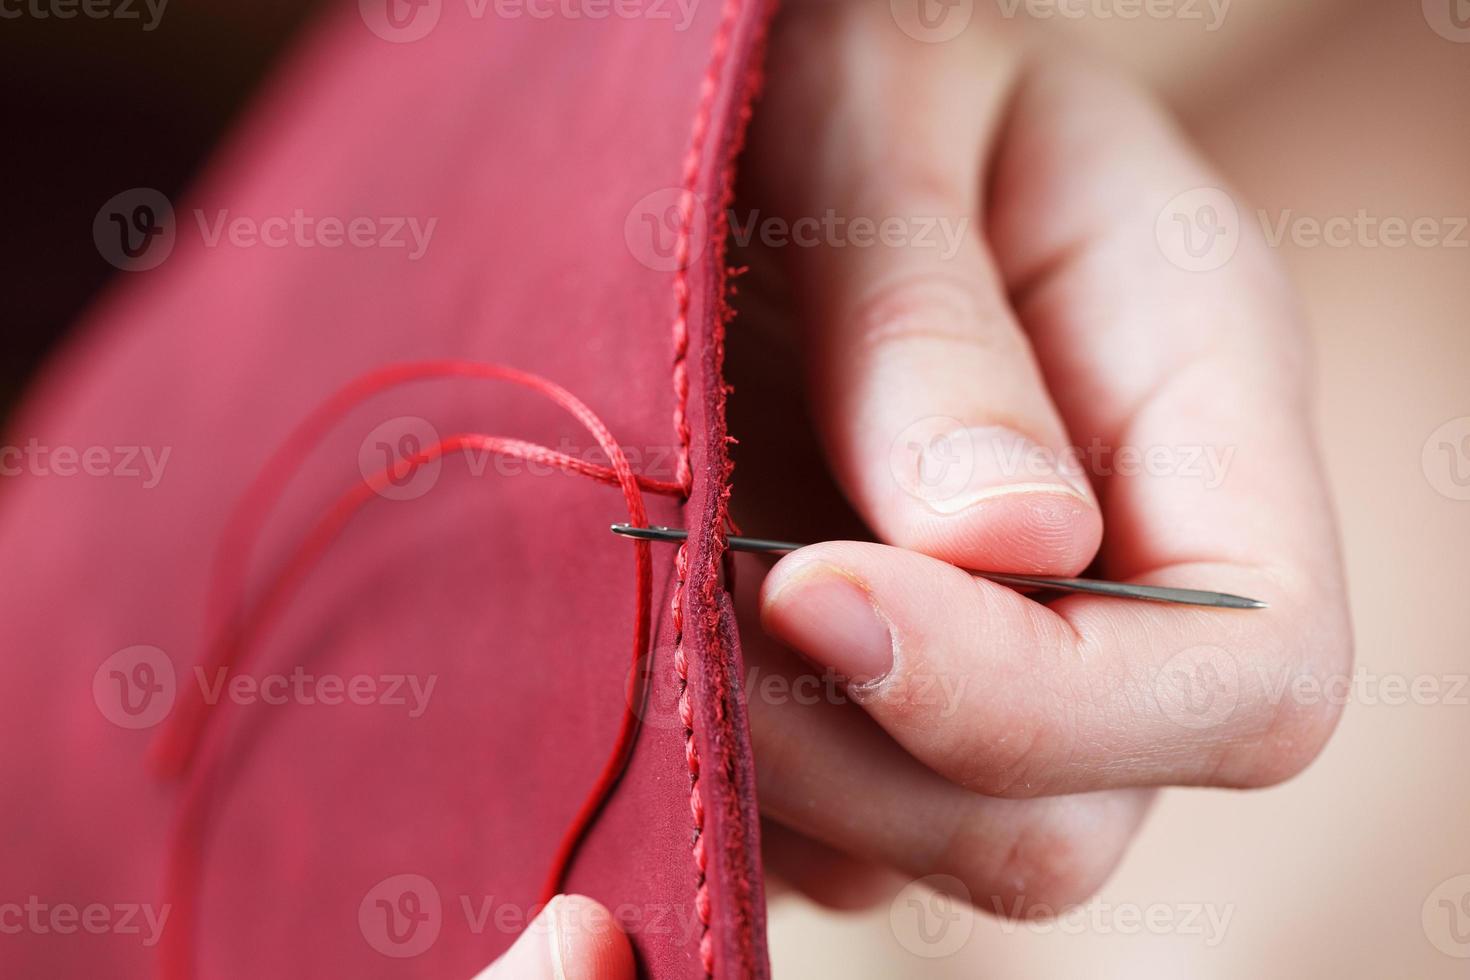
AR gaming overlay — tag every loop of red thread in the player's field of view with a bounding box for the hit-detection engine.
[196,360,683,647]
[154,364,681,980]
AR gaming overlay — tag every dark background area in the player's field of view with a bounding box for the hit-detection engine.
[0,0,325,411]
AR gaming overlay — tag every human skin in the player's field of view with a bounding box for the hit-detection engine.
[722,0,1353,918]
[475,895,635,979]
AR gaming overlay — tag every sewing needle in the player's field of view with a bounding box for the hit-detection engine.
[609,524,1267,610]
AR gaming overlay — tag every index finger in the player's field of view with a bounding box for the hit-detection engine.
[759,55,1353,797]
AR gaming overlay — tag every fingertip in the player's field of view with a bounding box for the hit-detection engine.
[876,421,1103,574]
[548,895,635,980]
[477,894,633,980]
[901,486,1104,576]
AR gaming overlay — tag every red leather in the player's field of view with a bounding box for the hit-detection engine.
[0,1,773,977]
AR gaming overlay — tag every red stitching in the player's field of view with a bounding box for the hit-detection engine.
[671,0,742,497]
[671,542,715,977]
[669,1,744,974]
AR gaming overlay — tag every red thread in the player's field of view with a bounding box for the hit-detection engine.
[670,542,714,977]
[668,0,744,972]
[671,0,742,499]
[153,363,680,979]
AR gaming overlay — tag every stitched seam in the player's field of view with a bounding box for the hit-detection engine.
[670,1,743,975]
[671,0,741,497]
[671,542,714,977]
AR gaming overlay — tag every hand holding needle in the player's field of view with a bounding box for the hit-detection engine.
[610,524,1266,610]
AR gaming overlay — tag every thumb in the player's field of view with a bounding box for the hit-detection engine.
[745,4,1100,574]
[474,895,634,980]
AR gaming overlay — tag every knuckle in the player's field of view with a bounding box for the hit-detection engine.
[947,700,1073,800]
[847,272,1024,365]
[944,803,1126,918]
[1228,613,1355,788]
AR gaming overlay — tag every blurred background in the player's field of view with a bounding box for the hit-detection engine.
[4,0,1467,976]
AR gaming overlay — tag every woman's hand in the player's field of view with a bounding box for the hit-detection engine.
[727,0,1351,916]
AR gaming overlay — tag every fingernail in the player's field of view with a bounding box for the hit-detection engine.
[763,563,895,685]
[914,426,1090,514]
[476,895,566,980]
[543,896,569,980]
